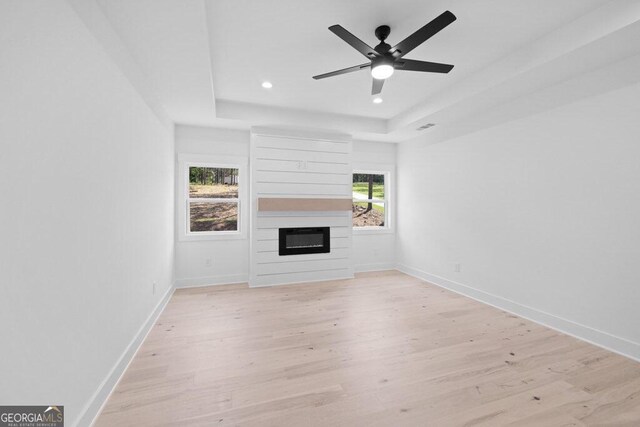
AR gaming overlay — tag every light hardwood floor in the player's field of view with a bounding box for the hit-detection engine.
[95,271,640,426]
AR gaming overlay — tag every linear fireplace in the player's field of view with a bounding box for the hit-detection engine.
[279,227,330,256]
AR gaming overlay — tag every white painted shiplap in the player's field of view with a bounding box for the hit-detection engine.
[256,247,351,264]
[253,147,349,164]
[250,128,353,286]
[254,135,351,153]
[255,182,351,196]
[255,159,352,175]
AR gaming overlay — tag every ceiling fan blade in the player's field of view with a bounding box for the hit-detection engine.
[313,63,371,80]
[391,11,456,58]
[372,78,384,95]
[329,25,380,59]
[395,59,454,73]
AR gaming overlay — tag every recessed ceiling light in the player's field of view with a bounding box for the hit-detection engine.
[373,97,383,104]
[261,81,273,89]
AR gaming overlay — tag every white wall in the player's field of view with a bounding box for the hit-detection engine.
[250,128,354,287]
[397,82,640,360]
[174,125,250,287]
[0,1,174,425]
[175,128,398,286]
[352,141,397,272]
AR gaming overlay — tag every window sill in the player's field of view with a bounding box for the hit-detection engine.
[352,227,394,235]
[179,231,247,242]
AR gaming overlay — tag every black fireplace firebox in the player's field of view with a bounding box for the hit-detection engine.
[279,227,330,256]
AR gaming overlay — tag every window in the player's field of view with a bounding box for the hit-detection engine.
[352,172,388,229]
[187,165,240,234]
[178,154,247,242]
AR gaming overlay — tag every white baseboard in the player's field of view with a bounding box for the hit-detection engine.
[174,274,249,289]
[396,263,640,363]
[76,284,175,427]
[354,262,396,273]
[250,269,354,288]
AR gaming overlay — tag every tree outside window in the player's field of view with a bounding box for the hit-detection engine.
[352,172,386,228]
[188,166,239,232]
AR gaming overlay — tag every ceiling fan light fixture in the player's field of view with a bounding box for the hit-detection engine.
[371,64,394,80]
[312,11,457,94]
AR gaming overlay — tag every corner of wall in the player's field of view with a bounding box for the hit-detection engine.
[78,285,175,427]
[395,263,640,363]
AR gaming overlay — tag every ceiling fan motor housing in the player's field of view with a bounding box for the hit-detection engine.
[374,25,392,54]
[375,25,391,41]
[371,55,394,69]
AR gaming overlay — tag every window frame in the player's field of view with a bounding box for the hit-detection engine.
[178,154,248,241]
[352,166,393,234]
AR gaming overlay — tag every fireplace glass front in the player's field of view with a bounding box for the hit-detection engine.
[279,227,330,256]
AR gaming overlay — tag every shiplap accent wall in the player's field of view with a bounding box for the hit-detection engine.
[250,127,354,287]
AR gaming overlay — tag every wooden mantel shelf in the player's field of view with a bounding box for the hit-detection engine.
[258,197,352,212]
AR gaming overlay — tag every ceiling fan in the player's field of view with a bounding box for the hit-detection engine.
[313,11,456,95]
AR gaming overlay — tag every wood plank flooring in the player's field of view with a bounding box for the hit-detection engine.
[95,271,640,426]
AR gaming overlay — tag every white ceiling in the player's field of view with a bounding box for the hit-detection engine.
[78,0,640,142]
[96,0,215,125]
[207,0,604,119]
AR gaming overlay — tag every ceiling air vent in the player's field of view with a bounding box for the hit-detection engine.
[417,123,436,131]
